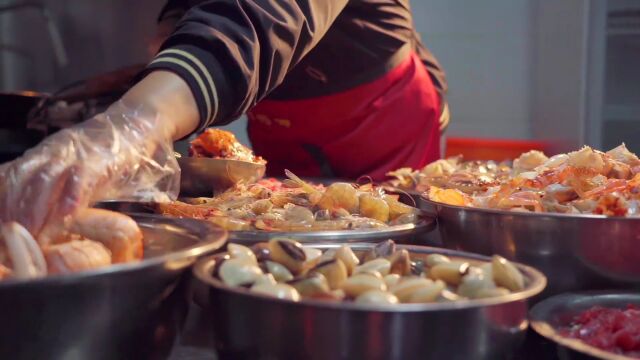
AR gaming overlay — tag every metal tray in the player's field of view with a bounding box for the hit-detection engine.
[97,201,436,245]
[530,291,640,360]
[420,197,640,297]
[178,157,266,197]
[192,243,547,360]
[0,213,227,360]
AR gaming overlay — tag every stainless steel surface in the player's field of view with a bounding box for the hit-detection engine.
[96,201,437,245]
[530,291,640,360]
[178,157,266,197]
[193,243,546,360]
[420,197,640,297]
[0,213,227,360]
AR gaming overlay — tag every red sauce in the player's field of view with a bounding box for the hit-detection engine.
[559,305,640,358]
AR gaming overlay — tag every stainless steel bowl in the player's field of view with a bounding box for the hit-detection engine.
[96,201,437,245]
[530,291,640,360]
[193,244,546,360]
[420,198,640,297]
[178,157,266,197]
[0,213,227,360]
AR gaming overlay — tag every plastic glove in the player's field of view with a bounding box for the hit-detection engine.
[0,100,180,244]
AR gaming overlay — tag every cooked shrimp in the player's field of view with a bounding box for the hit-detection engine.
[44,240,112,274]
[317,182,360,213]
[69,209,143,263]
[1,222,47,279]
[359,193,390,222]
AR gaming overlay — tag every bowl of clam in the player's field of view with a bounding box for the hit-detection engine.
[193,239,546,360]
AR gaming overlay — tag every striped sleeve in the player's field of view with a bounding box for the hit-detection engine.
[146,0,349,130]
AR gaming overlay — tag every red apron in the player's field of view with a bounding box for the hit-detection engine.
[247,52,441,181]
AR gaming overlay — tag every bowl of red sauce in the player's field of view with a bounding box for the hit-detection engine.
[530,291,640,359]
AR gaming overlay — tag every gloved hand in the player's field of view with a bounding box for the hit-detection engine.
[0,100,180,244]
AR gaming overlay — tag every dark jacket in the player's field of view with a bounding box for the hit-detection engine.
[147,0,447,130]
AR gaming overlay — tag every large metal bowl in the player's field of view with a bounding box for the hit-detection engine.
[420,197,640,297]
[0,213,227,360]
[193,243,546,360]
[97,201,437,245]
[530,291,640,360]
[178,157,266,197]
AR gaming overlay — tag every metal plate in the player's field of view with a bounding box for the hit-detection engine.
[420,197,640,297]
[97,201,436,245]
[530,291,640,360]
[0,213,227,360]
[191,243,546,360]
[178,157,266,197]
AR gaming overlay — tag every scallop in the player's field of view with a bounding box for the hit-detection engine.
[311,259,348,290]
[265,261,294,282]
[268,238,307,274]
[425,254,450,267]
[355,290,399,305]
[341,273,387,298]
[383,274,401,288]
[407,280,446,303]
[429,261,470,286]
[389,249,411,276]
[354,258,391,276]
[219,258,263,287]
[251,283,301,301]
[227,243,257,264]
[252,273,277,287]
[289,273,330,297]
[389,277,434,302]
[335,246,360,275]
[491,255,525,291]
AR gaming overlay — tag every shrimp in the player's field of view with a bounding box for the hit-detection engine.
[427,186,472,207]
[69,208,143,263]
[0,222,47,280]
[44,240,112,274]
[359,193,390,222]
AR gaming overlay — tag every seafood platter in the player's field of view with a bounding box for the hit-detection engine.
[0,211,227,360]
[417,144,640,298]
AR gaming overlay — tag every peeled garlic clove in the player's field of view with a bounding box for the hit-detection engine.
[228,243,257,264]
[336,246,360,275]
[429,261,470,286]
[389,249,411,276]
[219,258,263,287]
[355,290,399,305]
[491,255,525,291]
[407,280,446,303]
[425,254,451,267]
[437,289,463,302]
[289,272,330,297]
[354,258,391,276]
[474,287,511,299]
[251,283,301,301]
[390,277,434,302]
[341,273,387,298]
[265,260,294,282]
[268,238,307,274]
[383,274,401,288]
[311,259,348,290]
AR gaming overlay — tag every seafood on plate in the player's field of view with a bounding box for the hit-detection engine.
[157,170,420,232]
[0,208,143,281]
[211,239,528,305]
[386,156,512,194]
[427,144,640,216]
[189,128,266,164]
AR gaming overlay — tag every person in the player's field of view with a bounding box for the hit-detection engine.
[0,0,448,242]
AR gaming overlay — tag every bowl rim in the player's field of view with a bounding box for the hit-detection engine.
[529,291,640,360]
[193,242,547,313]
[0,213,228,288]
[420,196,640,221]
